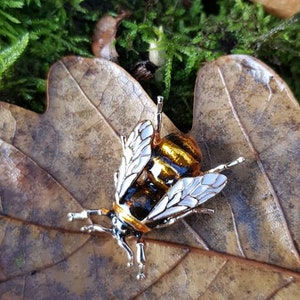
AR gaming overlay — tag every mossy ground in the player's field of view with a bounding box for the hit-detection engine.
[0,0,299,130]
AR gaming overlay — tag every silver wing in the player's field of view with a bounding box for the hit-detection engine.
[144,173,227,222]
[115,120,154,201]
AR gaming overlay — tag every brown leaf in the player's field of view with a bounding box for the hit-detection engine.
[252,0,300,18]
[92,11,130,61]
[192,55,300,271]
[0,56,299,299]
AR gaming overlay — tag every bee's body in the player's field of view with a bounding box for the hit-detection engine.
[68,96,245,280]
[117,132,202,227]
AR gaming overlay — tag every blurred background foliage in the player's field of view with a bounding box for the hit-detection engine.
[0,0,299,130]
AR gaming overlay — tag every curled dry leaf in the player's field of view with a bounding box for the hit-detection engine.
[0,55,299,298]
[92,10,130,62]
[252,0,300,18]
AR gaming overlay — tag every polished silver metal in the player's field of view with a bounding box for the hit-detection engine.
[153,207,215,228]
[156,96,164,134]
[67,209,103,222]
[68,209,112,233]
[207,157,245,174]
[136,242,146,280]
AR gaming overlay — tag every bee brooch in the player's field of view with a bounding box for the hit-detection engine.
[68,96,245,280]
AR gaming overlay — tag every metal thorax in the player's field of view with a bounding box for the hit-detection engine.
[68,96,245,280]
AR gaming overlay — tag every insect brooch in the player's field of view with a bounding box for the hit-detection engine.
[68,96,245,280]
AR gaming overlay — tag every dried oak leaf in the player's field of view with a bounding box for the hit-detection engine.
[252,0,300,18]
[0,55,299,299]
[92,11,130,62]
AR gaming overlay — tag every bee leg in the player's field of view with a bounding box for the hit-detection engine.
[194,208,215,214]
[68,208,113,232]
[80,224,112,234]
[156,208,215,228]
[67,209,104,221]
[136,236,146,280]
[156,96,164,134]
[152,96,164,145]
[207,157,245,174]
[114,234,134,267]
[67,208,112,222]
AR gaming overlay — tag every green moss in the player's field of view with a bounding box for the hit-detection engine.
[0,0,299,129]
[0,0,94,112]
